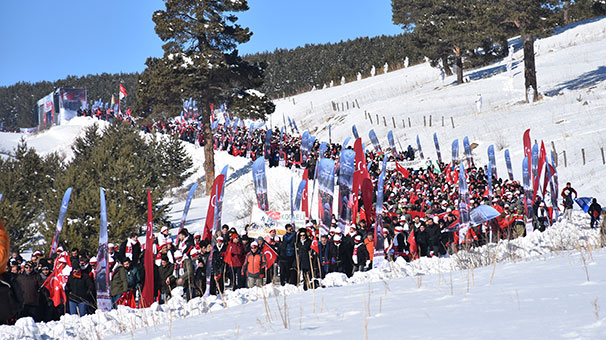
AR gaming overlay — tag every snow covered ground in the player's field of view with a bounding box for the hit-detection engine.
[2,212,604,340]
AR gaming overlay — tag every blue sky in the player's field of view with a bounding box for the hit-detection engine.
[0,1,402,87]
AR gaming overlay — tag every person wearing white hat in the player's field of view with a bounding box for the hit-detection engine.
[157,226,170,250]
[352,234,370,273]
[168,249,196,300]
[242,241,266,288]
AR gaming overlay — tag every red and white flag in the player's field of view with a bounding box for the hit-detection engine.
[119,84,128,100]
[43,252,72,307]
[262,243,278,268]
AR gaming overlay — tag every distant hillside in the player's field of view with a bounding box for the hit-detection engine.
[0,33,423,130]
[0,73,138,130]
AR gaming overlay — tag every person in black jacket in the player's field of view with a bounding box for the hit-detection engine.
[426,217,441,256]
[588,199,602,228]
[65,266,94,317]
[352,235,370,272]
[16,262,43,321]
[157,256,173,303]
[118,234,142,267]
[294,228,312,290]
[415,223,430,257]
[278,224,296,285]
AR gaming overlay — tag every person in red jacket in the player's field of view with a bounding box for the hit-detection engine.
[242,242,266,288]
[226,235,245,290]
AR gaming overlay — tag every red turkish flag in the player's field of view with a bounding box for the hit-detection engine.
[302,169,309,217]
[394,160,410,178]
[119,84,127,100]
[310,237,319,254]
[42,252,72,307]
[203,174,225,241]
[262,243,278,268]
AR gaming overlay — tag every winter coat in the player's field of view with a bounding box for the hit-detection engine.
[65,272,95,303]
[242,251,266,278]
[110,265,128,297]
[295,238,312,270]
[589,202,602,219]
[157,263,173,294]
[280,232,296,258]
[125,266,141,290]
[118,240,142,267]
[426,223,441,248]
[16,272,44,306]
[172,257,195,288]
[352,242,369,267]
[227,242,245,268]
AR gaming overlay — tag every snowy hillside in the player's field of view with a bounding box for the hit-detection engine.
[270,17,606,204]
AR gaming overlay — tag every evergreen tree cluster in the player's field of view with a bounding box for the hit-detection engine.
[243,34,425,97]
[0,122,193,253]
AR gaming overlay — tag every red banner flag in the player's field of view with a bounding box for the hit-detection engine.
[354,138,370,180]
[140,190,155,308]
[42,252,71,307]
[523,129,532,178]
[408,229,418,260]
[361,178,374,225]
[352,170,362,224]
[394,160,410,178]
[203,174,225,241]
[302,168,309,217]
[262,243,278,268]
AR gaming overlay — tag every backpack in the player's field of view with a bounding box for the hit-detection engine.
[0,273,24,324]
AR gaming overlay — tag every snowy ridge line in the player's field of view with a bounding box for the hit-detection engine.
[1,212,601,340]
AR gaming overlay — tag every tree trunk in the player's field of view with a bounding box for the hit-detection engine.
[442,56,453,76]
[522,33,539,103]
[564,1,571,25]
[202,99,215,194]
[455,55,464,85]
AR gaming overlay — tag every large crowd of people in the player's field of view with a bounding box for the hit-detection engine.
[2,110,604,326]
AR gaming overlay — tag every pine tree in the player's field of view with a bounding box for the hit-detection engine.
[136,0,273,194]
[39,123,192,252]
[493,0,562,102]
[0,140,62,251]
[392,0,483,84]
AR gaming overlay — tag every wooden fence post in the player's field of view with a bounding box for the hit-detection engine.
[429,115,432,127]
[402,119,405,128]
[442,116,444,127]
[424,116,426,127]
[383,116,387,127]
[369,115,373,125]
[563,150,567,167]
[551,141,558,167]
[408,117,411,128]
[450,117,455,129]
[392,117,396,128]
[601,147,605,165]
[346,102,349,110]
[355,99,360,108]
[582,148,586,165]
[376,114,379,125]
